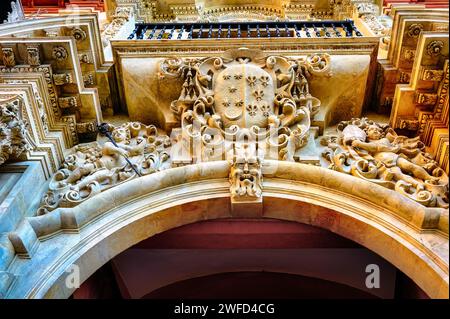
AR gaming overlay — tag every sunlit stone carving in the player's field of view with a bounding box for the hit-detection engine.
[0,97,29,166]
[38,122,171,214]
[163,49,327,166]
[321,118,449,208]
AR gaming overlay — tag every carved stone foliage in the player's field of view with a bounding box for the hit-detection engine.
[0,98,30,166]
[38,122,172,214]
[321,118,449,208]
[26,45,40,66]
[162,49,328,164]
[2,47,15,67]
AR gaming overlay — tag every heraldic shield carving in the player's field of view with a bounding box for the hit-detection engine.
[214,62,275,129]
[162,48,330,163]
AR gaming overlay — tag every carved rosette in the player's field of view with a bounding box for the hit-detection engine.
[0,97,30,166]
[426,41,444,57]
[38,122,172,214]
[52,46,68,62]
[407,23,424,38]
[321,118,449,208]
[70,27,87,42]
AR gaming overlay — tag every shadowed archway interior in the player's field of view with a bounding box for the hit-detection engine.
[72,219,429,299]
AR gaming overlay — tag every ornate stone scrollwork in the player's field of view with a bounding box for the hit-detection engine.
[0,97,30,166]
[38,122,172,214]
[321,118,449,208]
[162,49,327,168]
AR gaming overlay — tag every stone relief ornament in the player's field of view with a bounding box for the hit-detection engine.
[229,143,263,201]
[52,46,68,62]
[407,23,424,38]
[26,45,41,66]
[0,97,30,166]
[38,122,172,214]
[70,27,87,42]
[162,48,327,165]
[321,118,449,208]
[2,47,16,67]
[426,40,444,57]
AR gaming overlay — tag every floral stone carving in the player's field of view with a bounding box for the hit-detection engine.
[0,98,30,166]
[38,122,172,214]
[321,118,448,208]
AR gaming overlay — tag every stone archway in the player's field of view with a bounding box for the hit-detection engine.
[9,161,448,299]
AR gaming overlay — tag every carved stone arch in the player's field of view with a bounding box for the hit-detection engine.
[10,161,448,299]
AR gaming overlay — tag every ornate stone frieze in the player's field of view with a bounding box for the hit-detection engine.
[416,92,438,106]
[76,121,98,134]
[427,41,444,57]
[38,122,171,214]
[0,65,61,118]
[0,97,30,166]
[321,118,449,208]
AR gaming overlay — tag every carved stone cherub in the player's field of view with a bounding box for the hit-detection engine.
[62,126,147,189]
[39,122,172,213]
[347,124,440,188]
[322,118,448,208]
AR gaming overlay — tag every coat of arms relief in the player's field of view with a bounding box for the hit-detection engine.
[163,48,328,203]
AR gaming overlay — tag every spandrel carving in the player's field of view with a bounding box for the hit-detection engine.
[321,118,449,208]
[38,122,171,214]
